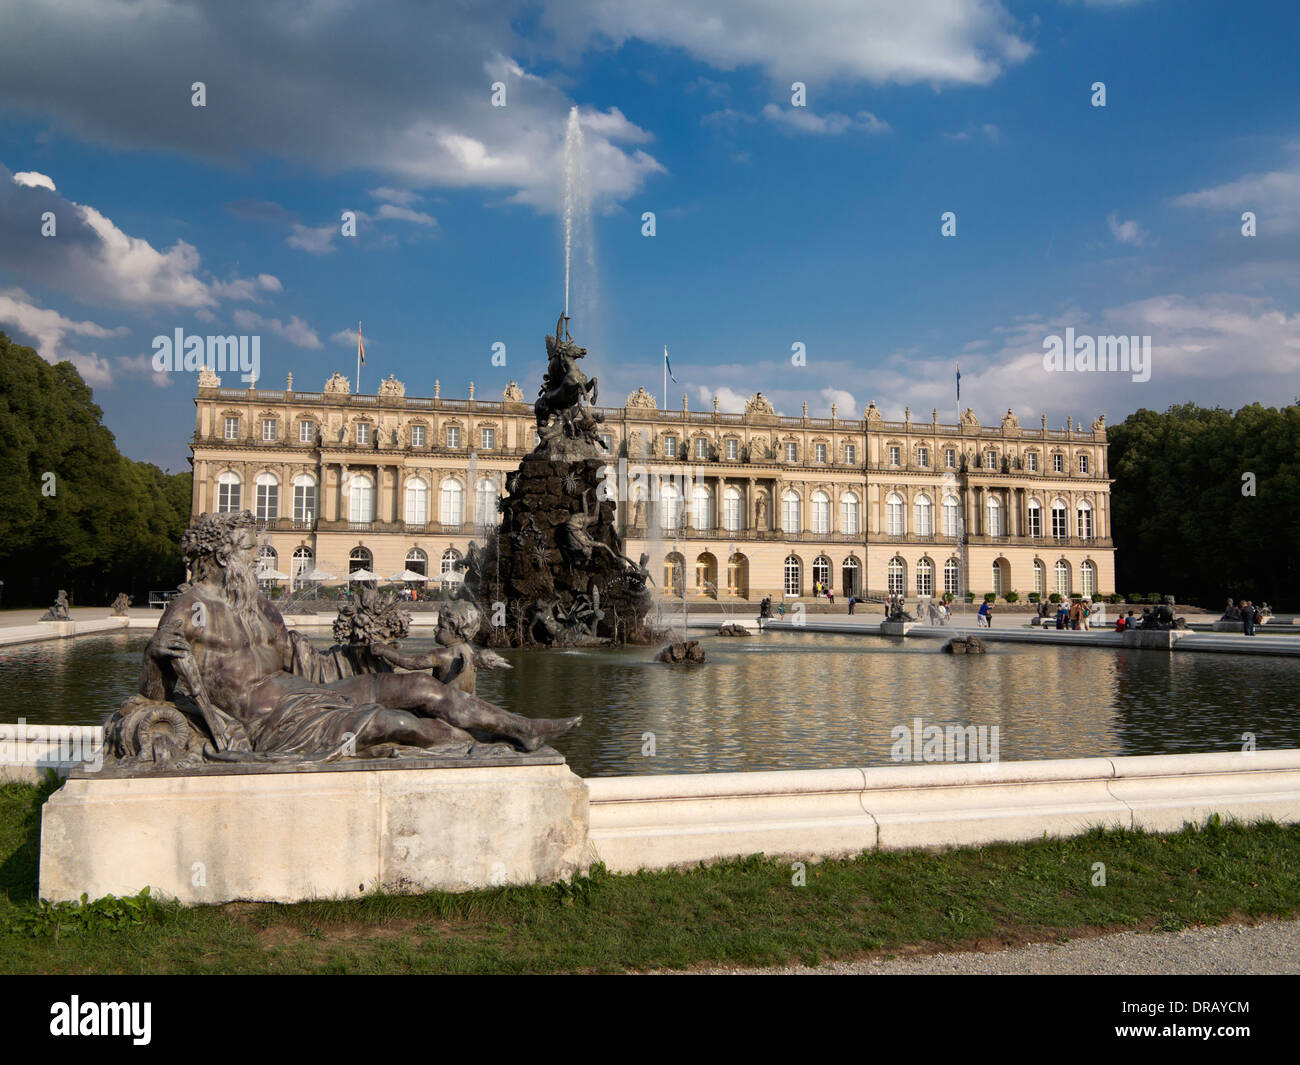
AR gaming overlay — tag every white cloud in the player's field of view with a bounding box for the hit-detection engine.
[1172,159,1300,234]
[0,286,123,359]
[116,352,174,388]
[375,204,437,226]
[1,161,275,310]
[12,170,55,190]
[287,223,338,255]
[546,0,1033,86]
[331,327,369,348]
[232,310,322,349]
[368,186,420,207]
[696,384,748,413]
[761,105,891,136]
[1107,211,1148,246]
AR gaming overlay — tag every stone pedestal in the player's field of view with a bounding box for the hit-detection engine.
[879,620,917,637]
[1121,629,1182,650]
[40,759,590,904]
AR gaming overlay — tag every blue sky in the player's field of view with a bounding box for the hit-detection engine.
[1,0,1297,470]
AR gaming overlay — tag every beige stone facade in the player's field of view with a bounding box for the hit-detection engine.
[189,372,1115,603]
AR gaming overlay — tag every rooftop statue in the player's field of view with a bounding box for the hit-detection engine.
[107,512,579,772]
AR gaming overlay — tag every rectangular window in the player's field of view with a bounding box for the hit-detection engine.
[889,446,900,467]
[299,420,314,444]
[293,483,316,524]
[815,443,827,463]
[1028,508,1042,538]
[599,433,612,451]
[1028,452,1039,472]
[411,424,425,447]
[1079,454,1089,474]
[917,447,929,468]
[356,423,371,445]
[1053,453,1063,473]
[726,439,739,460]
[664,437,677,458]
[942,500,958,537]
[695,438,708,459]
[785,443,797,463]
[945,448,955,468]
[217,482,240,512]
[481,427,495,450]
[261,419,277,442]
[224,417,239,440]
[447,426,461,448]
[845,444,856,465]
[1052,507,1067,539]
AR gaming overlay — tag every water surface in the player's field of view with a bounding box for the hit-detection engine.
[3,631,1296,777]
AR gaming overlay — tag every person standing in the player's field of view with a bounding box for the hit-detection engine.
[977,599,992,628]
[1243,600,1256,637]
[847,595,856,615]
[826,588,835,608]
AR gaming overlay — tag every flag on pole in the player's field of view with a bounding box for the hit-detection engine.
[358,322,365,365]
[664,345,677,383]
[955,361,961,403]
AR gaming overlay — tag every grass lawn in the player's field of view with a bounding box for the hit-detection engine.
[3,778,1298,974]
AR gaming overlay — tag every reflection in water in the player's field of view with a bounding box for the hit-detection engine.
[4,631,1297,778]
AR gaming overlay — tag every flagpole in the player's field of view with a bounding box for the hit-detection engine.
[663,345,667,411]
[356,320,362,394]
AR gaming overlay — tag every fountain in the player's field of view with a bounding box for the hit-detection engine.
[460,313,656,646]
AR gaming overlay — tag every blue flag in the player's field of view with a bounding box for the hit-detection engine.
[665,345,677,383]
[956,362,961,402]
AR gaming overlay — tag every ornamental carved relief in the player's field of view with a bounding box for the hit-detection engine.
[744,392,776,418]
[626,387,657,410]
[324,371,350,394]
[377,374,405,398]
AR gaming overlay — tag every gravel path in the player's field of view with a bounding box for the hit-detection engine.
[671,918,1300,974]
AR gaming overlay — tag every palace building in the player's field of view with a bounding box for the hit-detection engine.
[188,367,1115,603]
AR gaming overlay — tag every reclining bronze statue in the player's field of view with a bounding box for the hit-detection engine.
[107,512,580,772]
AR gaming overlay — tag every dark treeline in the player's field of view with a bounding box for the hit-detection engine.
[0,332,191,608]
[1109,402,1300,611]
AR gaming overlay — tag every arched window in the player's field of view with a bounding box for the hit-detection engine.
[291,545,314,590]
[942,495,959,537]
[886,493,905,536]
[216,471,241,513]
[348,473,375,523]
[727,552,749,597]
[692,484,713,530]
[292,474,317,526]
[916,558,933,597]
[841,492,860,535]
[695,553,717,595]
[1077,500,1093,540]
[349,546,373,574]
[812,555,831,590]
[440,548,462,588]
[664,552,685,596]
[914,493,932,537]
[1055,559,1071,596]
[256,544,278,576]
[986,495,1002,536]
[992,559,1004,597]
[405,548,428,579]
[781,490,801,533]
[1033,559,1045,595]
[255,472,279,521]
[943,558,960,595]
[404,477,429,526]
[812,491,830,535]
[475,477,499,526]
[1027,499,1042,539]
[723,486,742,532]
[887,557,905,595]
[841,556,860,597]
[783,555,801,596]
[1051,499,1068,540]
[439,478,463,526]
[659,482,682,531]
[1080,560,1096,598]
